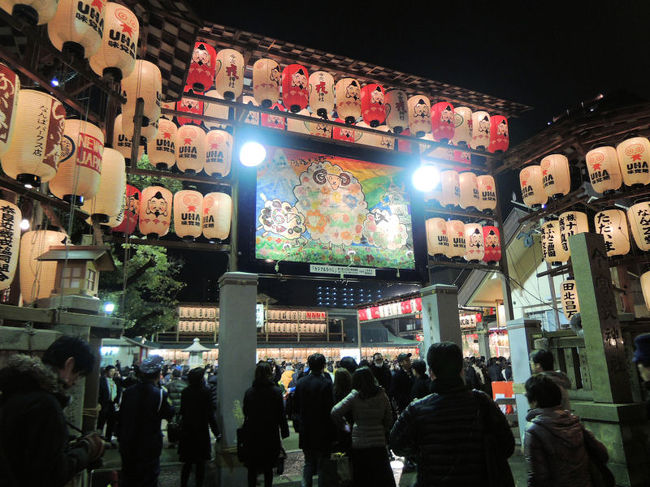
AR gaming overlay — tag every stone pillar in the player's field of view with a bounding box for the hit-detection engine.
[420,284,462,354]
[216,272,257,486]
[477,322,491,359]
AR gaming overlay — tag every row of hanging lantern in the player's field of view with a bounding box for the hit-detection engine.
[425,219,502,264]
[426,171,497,212]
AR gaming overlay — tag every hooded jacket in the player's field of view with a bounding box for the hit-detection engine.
[540,371,572,411]
[0,354,91,487]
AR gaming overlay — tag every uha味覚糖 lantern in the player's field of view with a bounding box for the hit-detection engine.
[308,71,335,119]
[112,184,139,234]
[459,171,479,210]
[48,0,105,58]
[488,115,509,153]
[215,48,244,100]
[616,136,650,187]
[253,58,281,108]
[0,200,21,291]
[80,147,125,222]
[360,83,386,128]
[308,113,332,139]
[261,102,286,130]
[627,201,650,251]
[203,90,229,130]
[440,170,460,207]
[241,96,260,126]
[175,124,206,174]
[519,165,547,207]
[470,111,490,150]
[204,129,232,178]
[187,41,216,93]
[558,211,588,259]
[335,78,361,125]
[425,218,449,257]
[477,175,497,212]
[176,86,203,127]
[147,117,176,170]
[483,226,501,263]
[202,192,231,241]
[586,146,622,194]
[281,64,309,113]
[560,280,580,320]
[89,2,138,81]
[464,223,484,262]
[430,102,455,143]
[0,0,58,24]
[174,190,202,240]
[139,186,172,237]
[407,95,431,138]
[20,230,68,304]
[541,154,571,198]
[641,271,650,310]
[0,63,19,157]
[384,89,408,134]
[595,209,630,257]
[541,220,562,264]
[122,60,162,134]
[446,220,466,259]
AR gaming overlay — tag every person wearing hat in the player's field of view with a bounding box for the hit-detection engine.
[117,355,175,487]
[389,352,414,415]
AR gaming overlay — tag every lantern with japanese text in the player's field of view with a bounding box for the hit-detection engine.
[0,63,19,156]
[407,95,431,137]
[1,90,65,186]
[174,190,202,240]
[483,226,501,263]
[519,165,547,207]
[446,220,466,259]
[19,230,68,303]
[147,117,176,170]
[308,71,335,119]
[202,192,231,240]
[253,58,281,108]
[48,0,105,58]
[431,102,455,143]
[175,124,206,174]
[308,113,332,139]
[112,113,144,164]
[187,41,216,92]
[335,78,361,125]
[477,175,497,212]
[332,118,359,143]
[384,89,408,134]
[451,106,472,147]
[541,154,571,198]
[261,102,286,130]
[215,48,244,100]
[594,209,630,257]
[440,170,460,207]
[49,119,104,205]
[0,200,21,291]
[287,108,310,135]
[122,60,162,134]
[139,186,172,237]
[176,86,203,127]
[616,136,650,187]
[558,211,588,259]
[241,96,260,125]
[469,111,490,150]
[0,0,58,24]
[641,271,650,310]
[106,188,125,228]
[585,146,622,194]
[360,83,386,127]
[464,223,484,262]
[112,184,139,234]
[425,217,449,257]
[281,63,309,113]
[80,148,125,222]
[89,2,138,81]
[628,201,650,251]
[203,90,229,130]
[541,220,562,264]
[560,280,580,321]
[488,115,509,153]
[204,129,232,178]
[459,171,479,210]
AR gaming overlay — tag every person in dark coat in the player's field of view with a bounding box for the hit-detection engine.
[243,361,290,487]
[409,358,431,401]
[293,353,335,487]
[369,352,392,392]
[98,365,120,443]
[178,368,220,487]
[339,356,358,375]
[389,352,414,414]
[166,368,188,448]
[207,369,218,409]
[487,357,503,383]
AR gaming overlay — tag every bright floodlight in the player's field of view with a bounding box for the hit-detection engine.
[104,302,115,314]
[239,141,266,167]
[412,165,440,192]
[20,219,30,230]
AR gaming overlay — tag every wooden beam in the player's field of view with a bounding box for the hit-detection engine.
[127,238,230,252]
[125,167,231,187]
[0,326,62,351]
[0,304,124,330]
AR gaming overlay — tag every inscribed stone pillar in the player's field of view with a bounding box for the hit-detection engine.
[477,322,491,359]
[420,284,462,353]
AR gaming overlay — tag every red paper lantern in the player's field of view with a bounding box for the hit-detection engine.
[281,64,309,113]
[476,313,483,323]
[415,297,422,311]
[187,41,216,93]
[261,102,286,130]
[176,86,203,126]
[112,184,140,234]
[488,115,509,153]
[430,102,455,143]
[483,226,501,263]
[360,83,386,128]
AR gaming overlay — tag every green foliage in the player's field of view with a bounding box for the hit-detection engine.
[128,155,184,193]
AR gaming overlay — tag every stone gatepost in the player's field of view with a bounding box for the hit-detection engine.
[420,284,462,354]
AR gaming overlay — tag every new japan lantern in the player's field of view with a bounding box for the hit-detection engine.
[477,175,497,212]
[540,154,571,198]
[147,117,176,170]
[425,217,449,257]
[440,170,460,207]
[202,192,231,241]
[488,115,509,153]
[0,0,58,24]
[558,211,588,260]
[215,48,244,100]
[122,60,162,134]
[89,2,138,81]
[174,190,202,240]
[385,89,408,134]
[335,78,361,125]
[204,129,232,177]
[560,280,580,320]
[139,186,172,237]
[187,41,216,92]
[483,226,501,263]
[459,172,479,210]
[586,146,622,194]
[628,201,650,251]
[253,58,281,108]
[80,147,125,222]
[49,118,104,205]
[203,90,229,130]
[470,111,490,150]
[641,271,650,310]
[451,106,472,147]
[0,200,21,291]
[0,63,19,157]
[519,165,547,207]
[446,220,466,259]
[464,224,484,262]
[616,136,650,187]
[541,220,562,264]
[360,84,386,127]
[112,184,139,234]
[48,0,106,58]
[176,86,203,127]
[431,102,455,143]
[281,64,309,113]
[176,124,206,174]
[261,102,286,130]
[309,71,335,119]
[19,229,68,304]
[1,90,65,186]
[407,95,431,137]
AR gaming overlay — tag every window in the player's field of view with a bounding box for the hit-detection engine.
[87,268,96,292]
[61,264,83,289]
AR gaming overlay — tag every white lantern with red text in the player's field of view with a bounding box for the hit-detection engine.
[202,192,231,240]
[175,124,206,174]
[628,201,650,251]
[121,60,162,137]
[444,221,466,259]
[309,71,335,119]
[0,63,19,157]
[560,280,580,321]
[204,129,232,178]
[469,111,490,150]
[477,175,497,211]
[541,220,562,264]
[174,190,202,239]
[89,2,138,81]
[459,172,480,210]
[616,137,650,187]
[48,0,105,58]
[335,78,361,125]
[147,117,176,170]
[519,165,547,207]
[425,218,449,257]
[464,223,484,262]
[215,48,244,100]
[139,186,172,237]
[19,230,68,304]
[558,211,588,260]
[451,106,472,147]
[440,170,460,207]
[81,148,125,222]
[407,95,431,137]
[586,146,622,194]
[252,58,280,108]
[384,89,408,134]
[541,154,571,198]
[594,209,630,257]
[0,200,21,291]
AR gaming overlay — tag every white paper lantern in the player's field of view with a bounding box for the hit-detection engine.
[426,218,449,256]
[541,154,571,198]
[0,63,20,157]
[459,172,480,210]
[139,186,172,237]
[594,209,630,257]
[0,200,21,291]
[585,146,622,194]
[451,106,472,147]
[215,48,244,100]
[48,0,105,58]
[541,220,562,264]
[519,165,548,207]
[335,78,361,124]
[558,211,588,260]
[89,2,138,81]
[464,223,484,261]
[204,129,232,177]
[80,147,125,222]
[309,71,335,119]
[202,192,231,240]
[446,220,466,258]
[407,95,431,137]
[469,111,490,150]
[477,175,497,211]
[19,230,67,304]
[628,201,650,251]
[176,124,206,174]
[174,190,202,239]
[0,0,59,24]
[147,117,176,170]
[384,89,408,134]
[121,60,162,137]
[641,271,650,310]
[440,170,460,207]
[252,58,281,108]
[616,137,650,187]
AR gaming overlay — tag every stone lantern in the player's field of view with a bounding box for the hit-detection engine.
[184,337,210,368]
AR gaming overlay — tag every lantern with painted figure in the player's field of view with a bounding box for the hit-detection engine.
[89,2,138,81]
[332,118,359,143]
[464,223,484,262]
[308,71,334,119]
[560,280,580,321]
[360,83,386,127]
[147,117,176,170]
[0,63,19,157]
[19,230,68,304]
[203,90,229,130]
[241,96,260,126]
[558,211,588,259]
[376,125,395,151]
[519,165,547,207]
[176,86,203,127]
[628,201,650,251]
[80,148,125,222]
[176,124,206,174]
[446,220,466,259]
[112,184,139,234]
[585,146,622,194]
[425,217,449,257]
[0,0,58,24]
[483,226,501,263]
[335,78,361,125]
[407,95,431,137]
[540,154,571,198]
[122,60,162,135]
[541,220,562,264]
[261,102,286,130]
[202,192,231,241]
[215,48,244,100]
[48,0,105,58]
[308,113,332,139]
[0,200,21,291]
[616,136,650,187]
[174,190,203,240]
[204,129,232,178]
[488,115,509,153]
[187,41,216,92]
[430,102,455,143]
[139,186,172,237]
[451,106,472,147]
[469,111,490,150]
[477,175,497,212]
[459,171,479,210]
[281,64,309,113]
[384,89,408,134]
[253,58,281,108]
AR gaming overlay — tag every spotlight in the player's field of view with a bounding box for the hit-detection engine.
[20,219,30,230]
[412,165,440,192]
[51,77,59,87]
[104,302,115,314]
[239,141,266,167]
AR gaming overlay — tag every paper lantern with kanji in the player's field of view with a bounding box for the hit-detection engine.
[464,223,484,262]
[335,78,361,125]
[203,90,229,130]
[488,115,509,153]
[215,48,244,100]
[430,102,455,143]
[49,119,104,204]
[0,200,21,291]
[80,148,125,222]
[105,189,125,228]
[440,170,460,207]
[446,220,466,259]
[628,201,650,251]
[519,165,547,207]
[174,190,202,239]
[560,280,580,321]
[19,230,68,304]
[308,113,332,139]
[541,220,562,263]
[360,83,386,127]
[176,86,203,127]
[407,95,431,137]
[122,60,162,134]
[459,171,479,210]
[48,0,105,58]
[558,211,588,259]
[0,0,59,24]
[425,217,449,257]
[476,175,497,211]
[384,89,408,134]
[204,129,232,177]
[332,118,360,143]
[139,186,172,237]
[1,90,65,186]
[287,108,310,135]
[585,146,622,194]
[641,271,650,310]
[147,117,176,170]
[202,192,231,240]
[469,111,490,150]
[187,41,216,92]
[252,58,281,108]
[241,96,260,126]
[112,184,139,234]
[261,102,286,130]
[89,3,138,81]
[541,154,570,198]
[0,63,19,157]
[616,136,650,187]
[281,63,309,113]
[308,71,334,119]
[176,124,206,174]
[483,226,501,263]
[451,106,472,147]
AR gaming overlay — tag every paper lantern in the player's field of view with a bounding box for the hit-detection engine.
[0,63,19,157]
[459,171,480,210]
[440,170,460,207]
[430,102,455,143]
[215,48,244,100]
[488,115,509,153]
[187,41,216,92]
[139,186,172,237]
[308,113,332,139]
[122,60,162,135]
[356,121,383,148]
[1,90,65,186]
[80,148,125,222]
[89,2,138,81]
[105,188,125,228]
[147,117,176,170]
[49,119,104,204]
[469,111,490,150]
[252,58,281,108]
[464,224,484,262]
[519,165,547,207]
[641,271,650,310]
[477,175,497,211]
[446,220,466,259]
[281,63,309,113]
[242,96,260,126]
[560,280,580,321]
[176,124,206,174]
[450,106,472,147]
[585,146,622,194]
[203,90,230,130]
[112,113,145,164]
[202,192,231,240]
[0,200,21,291]
[261,102,286,130]
[540,154,570,198]
[360,83,386,127]
[558,211,588,259]
[48,0,105,58]
[0,0,58,24]
[308,70,334,119]
[111,184,139,233]
[407,95,431,137]
[541,220,562,264]
[176,86,203,127]
[204,129,232,177]
[174,190,202,239]
[20,230,67,304]
[594,209,630,257]
[628,201,650,251]
[384,89,408,134]
[483,226,501,263]
[616,136,650,187]
[287,108,310,135]
[425,217,449,257]
[335,78,361,125]
[332,118,360,143]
